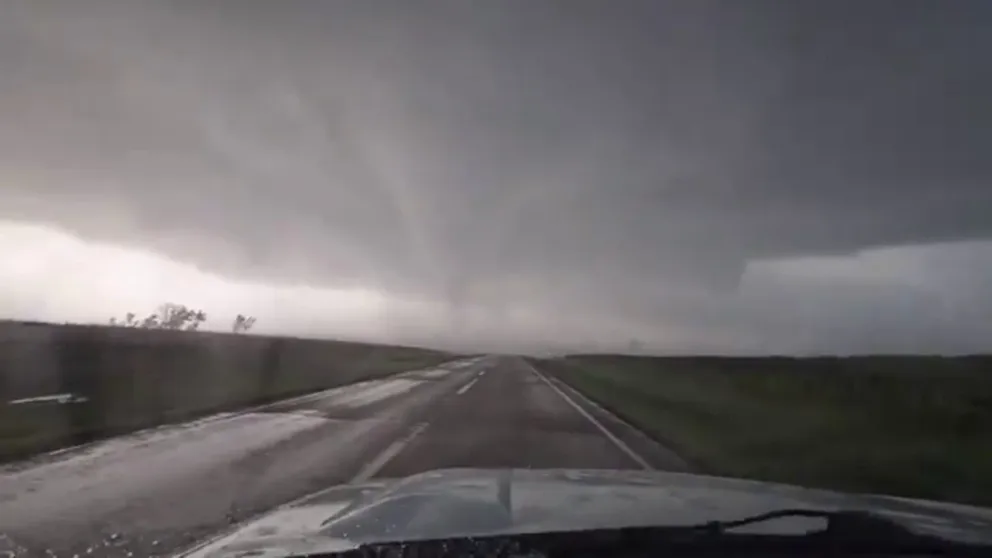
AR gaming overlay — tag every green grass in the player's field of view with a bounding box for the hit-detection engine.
[539,355,992,507]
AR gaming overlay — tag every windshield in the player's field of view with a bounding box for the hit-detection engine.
[1,1,991,557]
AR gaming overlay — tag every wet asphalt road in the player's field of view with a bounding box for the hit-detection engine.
[0,356,686,557]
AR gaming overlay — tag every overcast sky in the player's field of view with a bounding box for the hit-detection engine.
[2,0,991,354]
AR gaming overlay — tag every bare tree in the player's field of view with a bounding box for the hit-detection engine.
[232,314,257,333]
[109,303,207,331]
[153,303,205,330]
[140,314,160,329]
[185,310,207,331]
[157,303,185,330]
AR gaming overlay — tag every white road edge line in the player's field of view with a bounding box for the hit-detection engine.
[524,360,654,471]
[351,422,430,483]
[456,376,480,395]
[536,364,689,470]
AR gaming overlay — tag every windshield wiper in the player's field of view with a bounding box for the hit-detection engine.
[692,507,920,538]
[304,509,991,558]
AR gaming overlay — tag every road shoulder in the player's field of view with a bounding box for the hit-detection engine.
[524,358,692,472]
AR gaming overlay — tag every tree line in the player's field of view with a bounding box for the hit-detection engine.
[109,302,256,333]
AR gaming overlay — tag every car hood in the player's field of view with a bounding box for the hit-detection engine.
[183,468,992,557]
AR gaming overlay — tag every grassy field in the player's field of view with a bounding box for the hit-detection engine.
[537,355,992,507]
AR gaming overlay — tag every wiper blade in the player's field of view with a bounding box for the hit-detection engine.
[690,507,920,539]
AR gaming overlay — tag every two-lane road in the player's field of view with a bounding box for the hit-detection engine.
[0,356,685,557]
[376,358,651,475]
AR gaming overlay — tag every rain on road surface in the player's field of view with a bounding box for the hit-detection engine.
[0,356,686,557]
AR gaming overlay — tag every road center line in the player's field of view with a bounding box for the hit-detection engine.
[456,376,481,395]
[525,361,653,470]
[351,422,430,483]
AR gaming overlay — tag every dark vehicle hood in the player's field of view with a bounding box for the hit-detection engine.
[182,468,992,557]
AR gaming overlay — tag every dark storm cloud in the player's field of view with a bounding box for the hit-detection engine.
[2,0,991,351]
